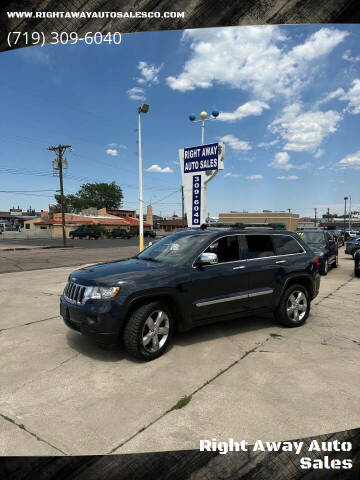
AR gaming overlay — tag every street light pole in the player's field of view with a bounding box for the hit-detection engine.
[137,103,149,252]
[349,195,352,231]
[344,196,348,235]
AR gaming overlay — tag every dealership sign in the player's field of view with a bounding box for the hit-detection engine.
[179,142,225,227]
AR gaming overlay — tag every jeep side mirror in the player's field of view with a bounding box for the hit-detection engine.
[197,252,218,266]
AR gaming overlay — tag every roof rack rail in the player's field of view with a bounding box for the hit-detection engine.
[230,223,245,229]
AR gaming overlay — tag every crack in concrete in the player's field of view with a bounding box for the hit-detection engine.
[0,315,59,333]
[47,353,80,373]
[315,276,354,305]
[0,412,67,455]
[8,352,81,397]
[107,335,270,454]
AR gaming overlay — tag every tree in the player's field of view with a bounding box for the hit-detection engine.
[54,181,123,212]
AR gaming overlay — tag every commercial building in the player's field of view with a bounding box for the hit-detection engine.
[219,211,299,230]
[23,207,152,238]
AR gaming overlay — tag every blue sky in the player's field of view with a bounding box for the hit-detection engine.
[1,24,360,218]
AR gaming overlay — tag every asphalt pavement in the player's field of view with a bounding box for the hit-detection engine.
[0,239,141,274]
[0,247,359,455]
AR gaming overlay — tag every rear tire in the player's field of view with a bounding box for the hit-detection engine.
[320,258,329,276]
[274,284,310,327]
[123,301,174,361]
[355,268,360,278]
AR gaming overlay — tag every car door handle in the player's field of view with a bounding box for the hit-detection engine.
[233,265,246,270]
[275,260,287,264]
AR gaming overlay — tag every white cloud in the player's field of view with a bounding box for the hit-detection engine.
[342,49,360,62]
[277,175,299,180]
[269,152,292,170]
[219,134,251,151]
[319,80,360,114]
[314,149,324,158]
[127,87,146,101]
[146,164,173,173]
[224,172,241,178]
[338,150,360,168]
[166,27,348,100]
[268,151,310,170]
[246,174,263,180]
[137,61,163,85]
[340,79,360,114]
[258,139,279,148]
[108,143,127,149]
[218,101,270,122]
[316,88,345,107]
[106,149,118,156]
[269,103,341,152]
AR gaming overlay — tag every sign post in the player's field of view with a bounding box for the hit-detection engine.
[179,142,225,227]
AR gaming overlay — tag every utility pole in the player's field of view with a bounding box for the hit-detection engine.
[288,208,292,230]
[181,185,184,223]
[314,208,317,227]
[48,144,71,247]
[327,208,330,223]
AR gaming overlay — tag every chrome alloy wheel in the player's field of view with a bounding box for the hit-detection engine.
[286,290,308,322]
[141,310,170,353]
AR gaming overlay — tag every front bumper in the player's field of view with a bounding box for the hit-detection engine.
[60,296,125,344]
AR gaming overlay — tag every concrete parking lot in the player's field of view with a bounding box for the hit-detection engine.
[0,247,359,456]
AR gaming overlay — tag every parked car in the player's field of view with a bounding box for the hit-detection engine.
[144,230,156,238]
[60,226,320,361]
[69,227,100,239]
[345,236,360,258]
[296,229,338,275]
[347,230,360,238]
[354,250,360,277]
[108,228,133,239]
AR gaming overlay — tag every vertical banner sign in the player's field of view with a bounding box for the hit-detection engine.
[192,175,201,226]
[179,142,225,228]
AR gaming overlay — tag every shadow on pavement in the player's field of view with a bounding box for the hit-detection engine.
[65,312,277,362]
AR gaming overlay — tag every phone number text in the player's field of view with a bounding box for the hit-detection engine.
[7,31,122,47]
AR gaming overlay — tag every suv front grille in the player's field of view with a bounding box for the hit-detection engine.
[64,281,86,305]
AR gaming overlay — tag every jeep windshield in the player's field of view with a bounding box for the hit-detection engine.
[137,231,208,264]
[297,231,325,245]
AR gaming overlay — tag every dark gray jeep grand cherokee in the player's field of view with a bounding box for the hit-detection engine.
[60,227,320,360]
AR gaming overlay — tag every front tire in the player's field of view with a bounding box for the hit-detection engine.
[123,301,174,360]
[274,284,310,327]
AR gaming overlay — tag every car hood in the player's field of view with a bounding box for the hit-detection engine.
[69,257,176,286]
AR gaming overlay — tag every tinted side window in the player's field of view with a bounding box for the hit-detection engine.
[245,235,275,259]
[205,235,240,263]
[273,235,304,255]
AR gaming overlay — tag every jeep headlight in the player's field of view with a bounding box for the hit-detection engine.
[84,286,120,302]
